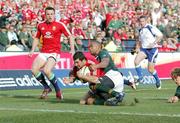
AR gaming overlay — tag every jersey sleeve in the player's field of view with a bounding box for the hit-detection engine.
[99,49,110,60]
[175,86,180,99]
[59,22,71,37]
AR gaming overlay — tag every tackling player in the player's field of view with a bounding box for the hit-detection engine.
[63,51,124,105]
[63,51,115,105]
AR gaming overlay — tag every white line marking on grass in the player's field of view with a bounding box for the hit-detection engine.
[0,87,172,98]
[0,107,180,118]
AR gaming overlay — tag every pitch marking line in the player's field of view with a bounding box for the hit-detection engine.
[0,107,180,118]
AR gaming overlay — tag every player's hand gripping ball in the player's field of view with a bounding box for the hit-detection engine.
[77,66,91,83]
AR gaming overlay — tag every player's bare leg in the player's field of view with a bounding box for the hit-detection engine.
[32,55,52,99]
[44,57,63,100]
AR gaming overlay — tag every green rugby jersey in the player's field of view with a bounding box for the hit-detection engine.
[96,49,118,73]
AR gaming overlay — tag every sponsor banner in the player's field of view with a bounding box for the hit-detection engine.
[0,52,74,70]
[120,68,156,85]
[0,70,88,90]
[0,52,180,79]
[0,69,155,90]
[0,70,41,90]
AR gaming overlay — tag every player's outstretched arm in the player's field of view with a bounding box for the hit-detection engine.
[63,77,75,84]
[29,38,39,57]
[69,35,75,54]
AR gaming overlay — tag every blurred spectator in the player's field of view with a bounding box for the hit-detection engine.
[36,9,45,23]
[0,11,10,28]
[164,19,177,38]
[151,5,163,26]
[92,7,104,28]
[85,24,95,39]
[127,27,136,39]
[95,30,106,42]
[159,40,171,52]
[107,12,124,30]
[113,27,128,46]
[6,40,23,51]
[106,28,114,40]
[158,37,177,52]
[18,25,33,51]
[7,25,19,44]
[61,36,71,52]
[71,10,83,25]
[55,4,61,21]
[82,14,91,30]
[74,38,83,51]
[21,2,33,22]
[71,23,86,39]
[9,19,18,29]
[95,32,102,43]
[0,27,9,51]
[151,0,161,10]
[0,0,179,53]
[156,16,166,35]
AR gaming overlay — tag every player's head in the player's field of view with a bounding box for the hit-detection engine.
[138,15,147,28]
[73,51,87,69]
[89,40,102,56]
[171,68,180,85]
[45,6,55,23]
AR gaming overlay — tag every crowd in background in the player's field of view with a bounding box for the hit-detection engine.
[0,0,179,52]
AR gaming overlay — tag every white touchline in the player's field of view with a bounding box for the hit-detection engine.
[0,107,179,118]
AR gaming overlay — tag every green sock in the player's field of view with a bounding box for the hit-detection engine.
[94,98,106,105]
[95,83,118,97]
[109,90,119,97]
[95,83,110,92]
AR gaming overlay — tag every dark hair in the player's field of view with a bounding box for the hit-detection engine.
[10,40,17,45]
[171,68,180,80]
[45,6,55,12]
[73,51,87,61]
[138,15,147,21]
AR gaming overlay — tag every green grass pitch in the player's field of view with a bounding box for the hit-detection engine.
[0,80,180,123]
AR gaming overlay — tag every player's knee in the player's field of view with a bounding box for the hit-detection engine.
[134,60,139,66]
[31,68,39,76]
[87,97,95,105]
[148,67,154,73]
[43,68,51,77]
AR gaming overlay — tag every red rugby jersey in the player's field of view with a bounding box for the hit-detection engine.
[71,55,105,78]
[36,21,71,53]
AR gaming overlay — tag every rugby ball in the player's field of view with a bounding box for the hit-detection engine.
[78,66,91,83]
[79,66,91,76]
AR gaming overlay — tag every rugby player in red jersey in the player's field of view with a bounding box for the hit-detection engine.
[29,6,74,100]
[63,51,135,105]
[63,51,110,105]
